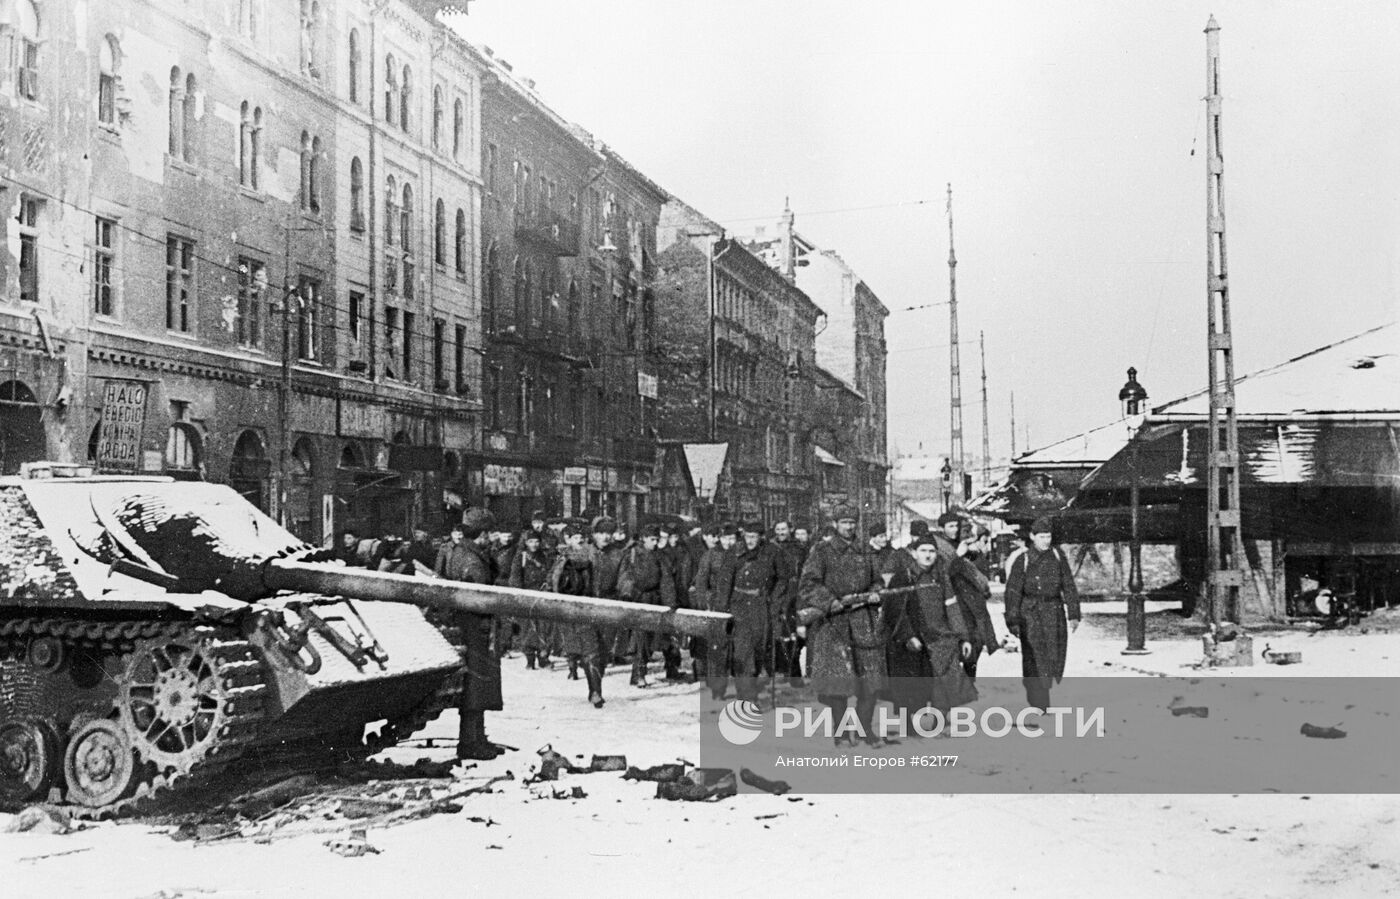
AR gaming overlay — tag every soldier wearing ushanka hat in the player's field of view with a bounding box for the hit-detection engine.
[1004,515,1080,711]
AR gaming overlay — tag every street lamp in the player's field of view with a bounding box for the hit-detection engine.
[940,457,953,513]
[1120,367,1150,655]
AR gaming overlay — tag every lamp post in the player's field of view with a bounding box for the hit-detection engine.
[940,457,953,514]
[1119,367,1150,655]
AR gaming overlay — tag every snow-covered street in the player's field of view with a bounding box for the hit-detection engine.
[6,607,1400,899]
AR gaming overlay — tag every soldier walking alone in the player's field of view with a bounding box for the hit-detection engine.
[1004,516,1080,710]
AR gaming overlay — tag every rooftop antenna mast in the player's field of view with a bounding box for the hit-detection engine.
[947,184,965,504]
[1205,15,1245,625]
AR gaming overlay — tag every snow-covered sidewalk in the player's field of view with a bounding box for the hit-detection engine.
[5,611,1400,898]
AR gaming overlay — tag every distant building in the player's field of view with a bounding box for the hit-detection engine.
[654,199,821,525]
[748,205,889,526]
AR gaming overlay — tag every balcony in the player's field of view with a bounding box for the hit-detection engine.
[514,205,580,257]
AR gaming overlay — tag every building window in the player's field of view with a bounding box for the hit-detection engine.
[237,256,264,347]
[432,319,445,387]
[513,257,525,325]
[98,36,118,126]
[484,366,500,429]
[239,102,261,188]
[299,132,321,213]
[347,27,360,103]
[399,64,411,134]
[453,98,463,160]
[165,424,201,475]
[484,243,498,333]
[168,67,183,157]
[383,305,399,379]
[384,54,397,126]
[401,183,414,299]
[454,324,466,390]
[237,0,259,40]
[434,199,446,266]
[296,276,320,361]
[16,196,38,303]
[93,217,116,316]
[349,156,364,232]
[299,0,321,79]
[182,74,197,162]
[432,85,443,150]
[165,235,194,333]
[384,175,397,247]
[14,0,38,101]
[349,290,363,343]
[402,311,414,379]
[486,144,497,195]
[454,208,466,275]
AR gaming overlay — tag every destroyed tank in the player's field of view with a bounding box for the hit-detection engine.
[0,463,730,816]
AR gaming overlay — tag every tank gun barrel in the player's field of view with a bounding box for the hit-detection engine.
[263,560,733,642]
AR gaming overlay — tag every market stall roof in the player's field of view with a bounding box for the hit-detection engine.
[1154,322,1400,419]
[1080,420,1400,493]
[1012,417,1137,468]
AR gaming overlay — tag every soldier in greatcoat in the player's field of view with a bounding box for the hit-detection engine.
[621,524,668,687]
[550,526,607,708]
[882,536,974,717]
[709,521,784,703]
[508,531,553,669]
[797,506,884,746]
[1004,516,1081,710]
[688,524,728,681]
[948,526,1000,679]
[433,510,504,760]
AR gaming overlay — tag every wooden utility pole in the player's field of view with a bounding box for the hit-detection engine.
[980,331,990,489]
[946,184,964,504]
[1204,16,1245,624]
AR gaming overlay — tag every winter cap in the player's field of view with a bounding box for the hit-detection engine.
[937,511,962,527]
[869,522,887,538]
[461,507,496,537]
[831,505,858,523]
[909,520,930,538]
[740,520,765,534]
[1030,516,1054,535]
[591,516,617,534]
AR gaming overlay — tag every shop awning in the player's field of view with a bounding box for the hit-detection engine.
[814,445,845,467]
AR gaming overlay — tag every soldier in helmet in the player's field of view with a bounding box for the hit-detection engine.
[433,508,504,760]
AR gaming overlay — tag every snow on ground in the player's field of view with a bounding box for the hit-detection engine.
[5,606,1400,898]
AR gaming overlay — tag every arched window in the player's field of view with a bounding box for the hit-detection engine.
[384,54,397,126]
[98,36,119,125]
[512,256,523,326]
[14,0,39,101]
[299,0,323,79]
[399,64,411,134]
[239,101,251,185]
[230,429,269,511]
[182,73,197,162]
[400,184,413,255]
[347,28,360,104]
[485,243,498,333]
[350,157,364,232]
[339,441,366,469]
[455,208,466,275]
[434,199,446,265]
[384,175,397,246]
[251,106,262,189]
[165,423,202,477]
[168,67,182,156]
[432,85,443,150]
[300,131,312,210]
[452,98,463,160]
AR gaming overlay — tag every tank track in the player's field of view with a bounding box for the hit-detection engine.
[0,617,268,819]
[1,615,466,818]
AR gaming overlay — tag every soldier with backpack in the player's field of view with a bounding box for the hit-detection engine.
[1004,516,1081,711]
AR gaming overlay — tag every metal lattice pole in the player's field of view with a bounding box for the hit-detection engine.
[980,331,991,489]
[1205,16,1244,624]
[947,184,964,504]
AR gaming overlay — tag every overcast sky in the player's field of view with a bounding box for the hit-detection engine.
[455,1,1400,465]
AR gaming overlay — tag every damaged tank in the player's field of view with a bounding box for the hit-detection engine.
[0,463,730,816]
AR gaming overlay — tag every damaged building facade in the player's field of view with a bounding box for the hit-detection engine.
[0,0,484,542]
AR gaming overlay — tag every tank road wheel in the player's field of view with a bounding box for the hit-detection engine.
[62,719,136,808]
[117,636,246,774]
[0,718,60,803]
[26,636,66,674]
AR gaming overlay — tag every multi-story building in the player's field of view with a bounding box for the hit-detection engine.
[475,54,665,528]
[0,0,483,543]
[655,199,821,525]
[749,206,890,527]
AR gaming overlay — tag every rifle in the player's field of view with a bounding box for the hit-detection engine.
[794,583,930,627]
